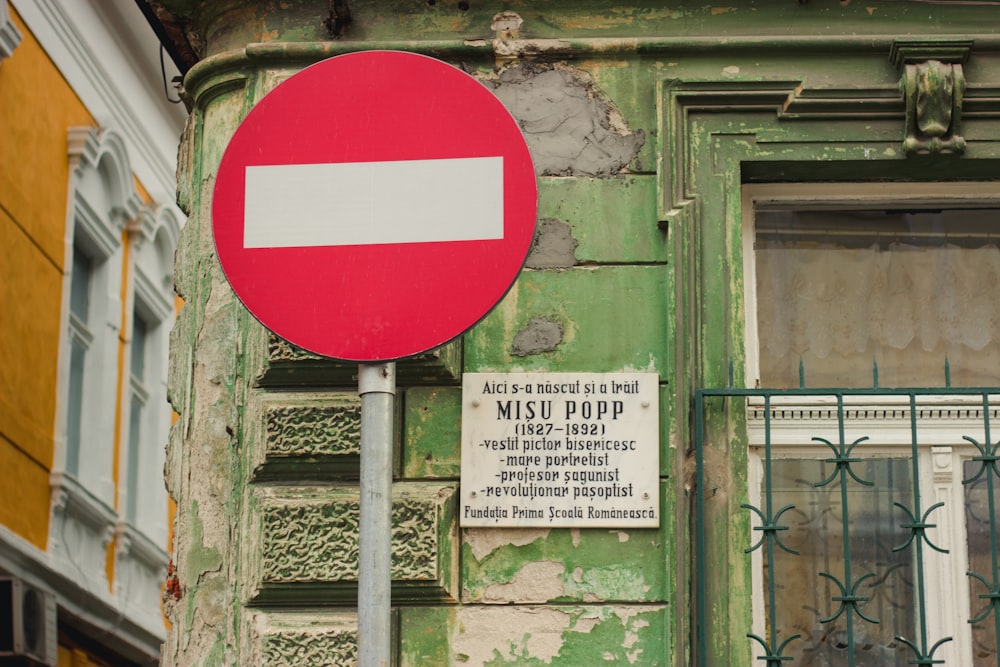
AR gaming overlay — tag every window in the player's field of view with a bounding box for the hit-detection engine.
[112,209,177,629]
[125,310,147,525]
[120,250,172,543]
[118,214,175,545]
[58,145,130,504]
[741,184,1000,666]
[65,244,93,476]
[51,126,140,590]
[54,128,178,633]
[752,206,1000,388]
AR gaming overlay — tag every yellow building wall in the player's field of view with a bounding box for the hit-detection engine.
[1,5,174,662]
[0,8,95,548]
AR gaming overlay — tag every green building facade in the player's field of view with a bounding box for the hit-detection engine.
[152,2,1000,664]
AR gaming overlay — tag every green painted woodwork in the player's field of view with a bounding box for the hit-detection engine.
[160,1,1000,64]
[158,1,1000,665]
[655,43,1000,664]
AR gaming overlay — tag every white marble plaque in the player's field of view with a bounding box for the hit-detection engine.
[461,372,659,527]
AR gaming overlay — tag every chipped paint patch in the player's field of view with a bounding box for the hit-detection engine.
[611,530,630,543]
[483,561,567,603]
[723,65,740,77]
[450,606,663,665]
[511,317,564,356]
[452,607,573,665]
[614,609,652,664]
[480,62,644,177]
[526,218,579,269]
[621,354,660,374]
[711,7,736,15]
[561,563,652,601]
[492,11,523,39]
[465,527,551,561]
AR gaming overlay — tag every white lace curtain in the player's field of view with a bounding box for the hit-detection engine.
[756,242,1000,387]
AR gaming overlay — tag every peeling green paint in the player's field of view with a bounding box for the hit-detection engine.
[464,484,670,604]
[184,500,223,584]
[181,500,224,638]
[158,2,1000,665]
[403,387,462,479]
[465,267,669,372]
[561,562,652,601]
[477,608,666,666]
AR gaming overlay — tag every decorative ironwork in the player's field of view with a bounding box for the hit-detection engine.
[742,395,801,667]
[964,394,1000,667]
[694,385,999,666]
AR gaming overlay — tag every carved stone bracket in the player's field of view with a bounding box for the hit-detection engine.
[890,39,973,156]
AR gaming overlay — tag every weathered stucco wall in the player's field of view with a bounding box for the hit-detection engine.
[160,1,1000,665]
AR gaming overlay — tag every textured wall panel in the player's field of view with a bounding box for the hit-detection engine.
[246,483,459,604]
[250,325,462,387]
[247,610,400,667]
[246,391,375,480]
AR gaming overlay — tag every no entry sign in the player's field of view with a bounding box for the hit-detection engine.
[212,51,537,361]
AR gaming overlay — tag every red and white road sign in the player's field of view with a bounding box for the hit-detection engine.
[212,51,537,362]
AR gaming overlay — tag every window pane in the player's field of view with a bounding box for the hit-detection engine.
[755,209,1000,388]
[126,393,143,524]
[65,334,86,476]
[762,458,914,665]
[126,309,149,524]
[965,459,999,665]
[70,245,91,321]
[130,313,147,381]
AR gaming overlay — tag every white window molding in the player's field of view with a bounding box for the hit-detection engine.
[48,471,116,592]
[51,126,137,590]
[0,0,23,60]
[118,206,178,549]
[41,124,173,663]
[0,521,163,663]
[113,521,169,637]
[112,205,177,630]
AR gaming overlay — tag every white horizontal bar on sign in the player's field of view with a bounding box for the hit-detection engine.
[243,156,504,248]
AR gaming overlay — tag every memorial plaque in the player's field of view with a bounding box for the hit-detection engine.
[461,373,659,527]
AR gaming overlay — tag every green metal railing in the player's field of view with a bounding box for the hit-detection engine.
[694,385,1000,666]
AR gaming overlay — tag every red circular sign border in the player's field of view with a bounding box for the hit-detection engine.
[212,51,537,362]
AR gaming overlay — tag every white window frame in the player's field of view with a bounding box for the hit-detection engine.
[742,183,1000,666]
[118,206,176,542]
[50,126,142,592]
[114,205,177,630]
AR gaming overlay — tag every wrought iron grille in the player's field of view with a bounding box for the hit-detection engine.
[694,387,1000,666]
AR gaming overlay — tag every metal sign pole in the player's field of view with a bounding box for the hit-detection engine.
[358,362,396,667]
